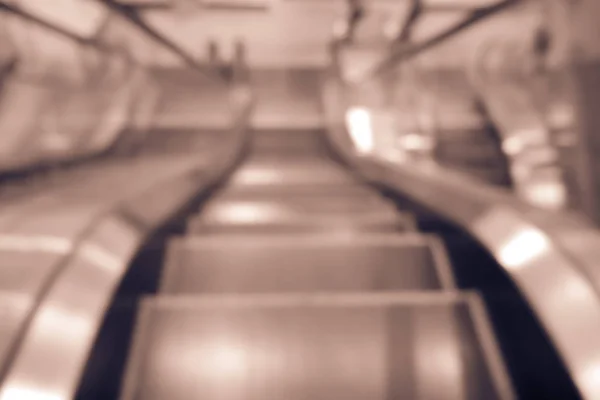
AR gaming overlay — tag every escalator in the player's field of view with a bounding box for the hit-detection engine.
[79,126,516,400]
[0,0,596,397]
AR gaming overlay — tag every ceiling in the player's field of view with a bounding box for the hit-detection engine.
[2,0,542,71]
[102,0,541,69]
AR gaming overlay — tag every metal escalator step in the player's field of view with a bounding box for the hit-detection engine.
[120,292,514,400]
[187,195,411,234]
[216,182,378,199]
[227,160,359,187]
[210,188,386,205]
[202,195,397,215]
[159,233,453,294]
[187,206,415,234]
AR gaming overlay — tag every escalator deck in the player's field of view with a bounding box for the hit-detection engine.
[118,129,515,400]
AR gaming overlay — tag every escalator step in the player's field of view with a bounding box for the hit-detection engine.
[208,189,391,208]
[227,160,360,187]
[216,182,379,199]
[187,207,415,234]
[201,196,397,214]
[251,130,326,154]
[119,292,513,400]
[159,233,454,294]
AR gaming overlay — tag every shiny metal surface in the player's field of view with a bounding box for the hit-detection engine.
[251,129,326,155]
[208,191,394,211]
[119,115,513,400]
[469,51,569,209]
[227,158,361,187]
[323,76,600,399]
[0,158,203,388]
[189,200,415,233]
[0,81,253,400]
[0,170,224,400]
[216,181,379,199]
[0,214,142,400]
[160,233,455,294]
[0,159,177,373]
[120,292,513,400]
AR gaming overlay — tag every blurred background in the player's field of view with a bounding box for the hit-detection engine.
[0,1,599,399]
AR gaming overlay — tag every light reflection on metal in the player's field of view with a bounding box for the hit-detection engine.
[79,243,122,274]
[582,364,600,399]
[199,340,248,380]
[345,106,374,154]
[232,166,283,185]
[379,148,408,164]
[325,75,600,400]
[0,88,252,400]
[36,305,94,343]
[498,227,549,269]
[398,132,435,152]
[211,202,281,224]
[469,31,572,210]
[522,180,566,211]
[501,135,523,156]
[414,309,464,399]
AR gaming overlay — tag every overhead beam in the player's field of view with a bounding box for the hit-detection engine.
[361,0,523,80]
[0,1,117,53]
[94,0,219,78]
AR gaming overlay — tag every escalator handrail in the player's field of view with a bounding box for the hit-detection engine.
[322,76,600,400]
[0,82,253,400]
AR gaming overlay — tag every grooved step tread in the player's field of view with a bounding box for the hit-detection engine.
[160,233,454,294]
[120,292,511,400]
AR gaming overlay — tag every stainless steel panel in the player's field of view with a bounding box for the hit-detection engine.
[160,234,452,294]
[120,293,514,400]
